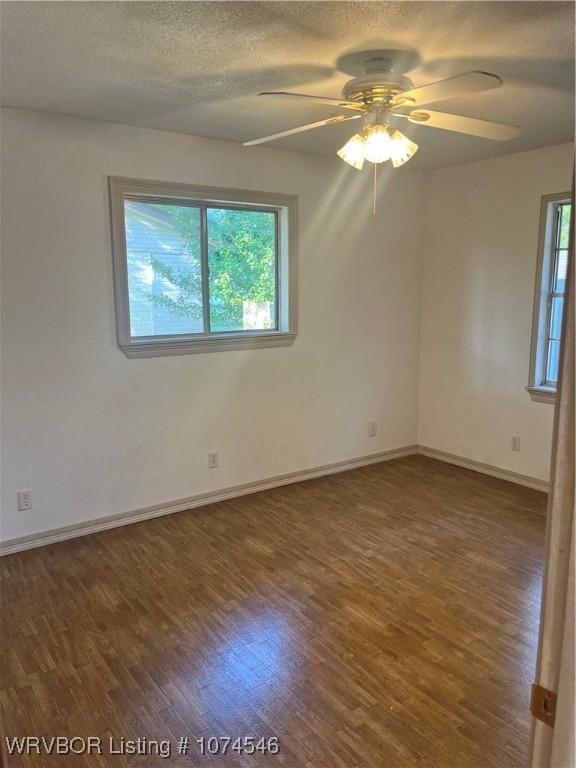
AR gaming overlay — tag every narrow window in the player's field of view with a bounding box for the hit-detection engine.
[109,178,297,357]
[528,193,572,401]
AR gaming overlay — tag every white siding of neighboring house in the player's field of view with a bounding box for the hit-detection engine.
[125,202,203,336]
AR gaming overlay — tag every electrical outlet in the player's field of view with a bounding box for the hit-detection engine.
[368,421,378,437]
[208,451,219,469]
[511,434,521,451]
[17,490,32,511]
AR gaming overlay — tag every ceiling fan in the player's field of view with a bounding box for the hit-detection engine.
[243,48,520,169]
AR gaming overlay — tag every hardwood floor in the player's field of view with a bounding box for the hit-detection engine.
[1,456,546,767]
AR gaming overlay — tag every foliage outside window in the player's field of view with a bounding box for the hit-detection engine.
[528,193,572,402]
[109,178,296,357]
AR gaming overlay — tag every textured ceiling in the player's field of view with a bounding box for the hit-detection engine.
[1,1,574,169]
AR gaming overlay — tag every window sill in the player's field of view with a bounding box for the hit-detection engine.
[526,385,557,404]
[120,331,296,358]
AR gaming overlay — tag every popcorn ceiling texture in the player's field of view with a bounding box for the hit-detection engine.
[0,0,574,168]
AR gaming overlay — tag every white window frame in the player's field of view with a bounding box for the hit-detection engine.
[109,177,297,357]
[527,191,571,403]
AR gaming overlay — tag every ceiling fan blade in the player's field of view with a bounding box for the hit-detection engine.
[259,91,365,112]
[396,109,519,141]
[393,71,502,107]
[243,114,362,146]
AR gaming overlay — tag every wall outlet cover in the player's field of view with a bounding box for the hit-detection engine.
[17,490,32,511]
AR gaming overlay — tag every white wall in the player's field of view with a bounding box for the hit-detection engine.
[418,143,572,482]
[0,108,424,542]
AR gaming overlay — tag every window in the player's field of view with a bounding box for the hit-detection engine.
[528,192,572,402]
[109,177,297,357]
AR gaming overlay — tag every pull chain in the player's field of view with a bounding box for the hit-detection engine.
[372,163,377,216]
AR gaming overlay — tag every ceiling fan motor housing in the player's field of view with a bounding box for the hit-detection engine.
[342,73,414,106]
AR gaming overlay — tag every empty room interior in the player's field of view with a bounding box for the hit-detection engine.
[0,2,575,767]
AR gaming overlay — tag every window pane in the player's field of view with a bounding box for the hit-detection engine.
[559,204,571,249]
[207,208,277,333]
[125,201,203,337]
[550,296,564,339]
[554,250,568,293]
[546,340,560,383]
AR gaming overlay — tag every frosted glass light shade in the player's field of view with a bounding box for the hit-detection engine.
[363,125,393,164]
[389,129,419,167]
[337,133,366,169]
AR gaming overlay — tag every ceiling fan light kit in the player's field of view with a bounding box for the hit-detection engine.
[244,47,520,172]
[338,119,419,170]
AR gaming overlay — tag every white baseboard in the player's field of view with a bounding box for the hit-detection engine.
[417,445,550,493]
[0,445,416,556]
[1,443,548,557]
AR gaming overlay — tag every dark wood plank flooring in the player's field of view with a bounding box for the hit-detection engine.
[0,456,546,767]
